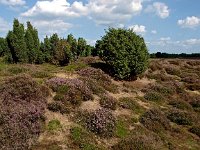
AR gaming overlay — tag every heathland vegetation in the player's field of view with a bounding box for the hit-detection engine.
[0,19,200,150]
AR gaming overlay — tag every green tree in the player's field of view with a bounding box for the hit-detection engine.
[96,28,149,79]
[40,36,52,62]
[25,22,35,63]
[77,37,87,57]
[54,39,72,66]
[67,34,77,60]
[0,37,9,57]
[12,19,28,63]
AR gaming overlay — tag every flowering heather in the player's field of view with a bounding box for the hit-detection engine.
[87,108,116,137]
[47,77,93,106]
[0,75,48,149]
[100,94,117,110]
[78,67,112,83]
[78,67,118,93]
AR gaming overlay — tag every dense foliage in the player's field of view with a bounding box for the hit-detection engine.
[1,19,93,65]
[96,28,149,79]
[0,75,48,149]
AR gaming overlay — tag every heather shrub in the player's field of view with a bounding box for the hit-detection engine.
[112,126,165,150]
[139,109,171,132]
[185,83,200,91]
[187,61,200,66]
[169,100,193,110]
[47,119,62,131]
[146,73,173,81]
[165,66,180,76]
[7,66,29,75]
[0,75,47,149]
[181,73,199,83]
[143,83,175,97]
[144,91,164,103]
[47,102,69,114]
[189,126,200,137]
[86,108,116,137]
[100,94,117,110]
[53,94,65,101]
[31,70,52,78]
[167,109,194,125]
[119,97,144,114]
[78,67,118,93]
[47,77,93,106]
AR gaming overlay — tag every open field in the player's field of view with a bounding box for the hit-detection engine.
[0,57,200,150]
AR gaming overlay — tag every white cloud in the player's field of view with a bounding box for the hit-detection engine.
[178,16,200,28]
[151,30,157,34]
[0,0,25,6]
[21,0,144,26]
[21,0,87,18]
[160,37,171,41]
[183,39,200,45]
[87,0,143,25]
[30,19,73,36]
[145,2,170,19]
[129,25,146,34]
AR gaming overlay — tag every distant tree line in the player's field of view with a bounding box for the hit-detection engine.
[0,19,93,65]
[151,52,200,59]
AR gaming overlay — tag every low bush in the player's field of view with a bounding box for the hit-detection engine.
[139,109,171,132]
[189,126,200,137]
[78,67,118,93]
[7,66,29,75]
[165,66,181,76]
[53,94,65,101]
[0,75,47,149]
[47,102,69,114]
[31,71,52,78]
[112,126,165,150]
[47,77,93,107]
[187,61,200,66]
[144,91,164,103]
[100,94,117,110]
[185,83,200,91]
[169,100,193,110]
[167,109,194,125]
[86,108,116,137]
[119,97,144,114]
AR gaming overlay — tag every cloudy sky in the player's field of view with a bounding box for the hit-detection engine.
[0,0,200,53]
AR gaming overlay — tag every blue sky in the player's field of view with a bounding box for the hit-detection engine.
[0,0,200,54]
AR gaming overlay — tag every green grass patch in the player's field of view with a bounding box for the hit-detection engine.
[119,97,145,114]
[115,119,129,138]
[47,119,62,131]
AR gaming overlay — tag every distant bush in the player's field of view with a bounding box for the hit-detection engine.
[100,94,117,110]
[87,108,116,137]
[47,77,93,106]
[96,28,149,79]
[0,75,47,149]
[119,97,144,114]
[167,109,194,125]
[144,91,164,103]
[169,100,192,110]
[189,126,200,137]
[8,66,29,75]
[47,102,69,114]
[165,66,181,76]
[112,127,165,150]
[139,109,171,132]
[78,67,118,93]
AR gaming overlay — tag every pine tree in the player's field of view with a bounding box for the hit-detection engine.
[12,19,28,63]
[67,34,77,60]
[40,36,52,62]
[77,37,87,57]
